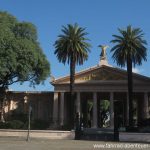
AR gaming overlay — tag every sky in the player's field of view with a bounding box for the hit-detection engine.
[0,0,150,91]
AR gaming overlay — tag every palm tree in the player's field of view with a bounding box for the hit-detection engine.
[54,23,91,126]
[110,25,147,127]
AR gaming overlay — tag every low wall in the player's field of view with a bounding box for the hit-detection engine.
[0,129,75,140]
[0,130,149,142]
[119,132,150,142]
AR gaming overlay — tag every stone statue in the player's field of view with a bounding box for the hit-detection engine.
[98,45,109,59]
[98,45,109,66]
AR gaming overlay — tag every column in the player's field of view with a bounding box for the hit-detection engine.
[53,92,59,125]
[126,93,129,126]
[60,92,64,126]
[143,92,149,119]
[76,92,81,114]
[92,92,97,128]
[110,92,114,129]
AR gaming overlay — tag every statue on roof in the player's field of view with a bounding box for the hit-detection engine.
[98,45,109,59]
[98,45,109,66]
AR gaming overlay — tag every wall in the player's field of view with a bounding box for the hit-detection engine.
[1,91,54,122]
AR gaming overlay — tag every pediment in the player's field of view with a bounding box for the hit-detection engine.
[52,65,150,85]
[76,67,127,82]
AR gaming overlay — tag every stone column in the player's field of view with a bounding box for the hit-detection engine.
[143,92,149,119]
[76,92,81,114]
[92,92,97,128]
[53,92,59,125]
[110,92,114,129]
[126,93,129,126]
[60,92,64,126]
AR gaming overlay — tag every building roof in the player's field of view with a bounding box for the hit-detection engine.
[51,46,150,86]
[51,64,150,85]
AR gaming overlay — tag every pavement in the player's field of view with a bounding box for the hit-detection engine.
[0,137,149,150]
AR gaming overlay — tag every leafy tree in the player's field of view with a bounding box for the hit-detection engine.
[0,11,50,122]
[54,24,91,125]
[110,25,147,127]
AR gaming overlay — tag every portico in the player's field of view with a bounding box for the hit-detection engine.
[51,47,150,129]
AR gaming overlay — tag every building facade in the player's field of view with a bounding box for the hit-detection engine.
[51,46,150,129]
[1,47,150,130]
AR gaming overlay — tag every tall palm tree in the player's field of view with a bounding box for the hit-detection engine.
[110,25,147,127]
[54,23,91,125]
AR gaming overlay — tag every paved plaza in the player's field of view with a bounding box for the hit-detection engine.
[0,137,149,150]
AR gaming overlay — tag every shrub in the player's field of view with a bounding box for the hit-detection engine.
[0,119,49,130]
[139,126,150,133]
[0,120,24,129]
[125,126,139,132]
[58,124,72,130]
[31,119,49,130]
[8,120,24,129]
[138,119,150,127]
[10,112,27,123]
[0,122,10,129]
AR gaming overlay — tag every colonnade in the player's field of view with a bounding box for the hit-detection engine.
[52,91,149,128]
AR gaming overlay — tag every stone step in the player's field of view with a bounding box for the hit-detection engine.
[0,129,75,140]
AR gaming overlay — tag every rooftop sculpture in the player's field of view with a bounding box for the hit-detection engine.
[98,45,109,66]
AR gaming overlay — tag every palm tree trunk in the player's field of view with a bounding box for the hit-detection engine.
[70,54,75,96]
[127,57,133,127]
[70,53,75,128]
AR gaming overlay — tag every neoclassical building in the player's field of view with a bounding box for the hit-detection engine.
[1,47,150,130]
[51,46,150,129]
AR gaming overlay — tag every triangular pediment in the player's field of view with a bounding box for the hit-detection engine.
[76,67,127,82]
[51,65,150,84]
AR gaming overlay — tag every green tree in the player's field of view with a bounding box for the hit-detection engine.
[110,25,147,127]
[0,11,50,122]
[54,24,91,125]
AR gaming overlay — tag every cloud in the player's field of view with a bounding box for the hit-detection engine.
[132,68,140,74]
[123,67,141,74]
[8,88,13,91]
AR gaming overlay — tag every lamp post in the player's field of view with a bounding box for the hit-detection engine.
[24,94,32,141]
